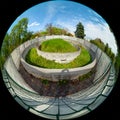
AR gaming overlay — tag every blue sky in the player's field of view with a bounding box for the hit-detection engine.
[7,0,117,54]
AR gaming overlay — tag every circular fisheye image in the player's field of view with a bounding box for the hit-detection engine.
[0,0,119,120]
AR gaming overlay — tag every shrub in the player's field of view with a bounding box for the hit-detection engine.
[58,80,68,86]
[41,79,49,85]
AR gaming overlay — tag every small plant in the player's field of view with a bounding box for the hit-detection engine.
[58,80,68,86]
[79,70,94,81]
[41,79,49,85]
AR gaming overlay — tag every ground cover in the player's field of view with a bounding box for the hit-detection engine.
[26,45,91,69]
[40,38,77,52]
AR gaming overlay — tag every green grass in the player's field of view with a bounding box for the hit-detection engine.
[40,38,77,53]
[26,46,91,69]
[79,69,95,81]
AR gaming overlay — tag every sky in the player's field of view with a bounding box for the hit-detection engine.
[7,0,118,55]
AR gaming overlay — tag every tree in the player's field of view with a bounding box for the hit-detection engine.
[1,33,10,57]
[10,18,28,47]
[24,31,33,40]
[115,50,120,75]
[104,43,113,58]
[111,53,115,62]
[46,23,53,35]
[44,23,73,36]
[90,38,115,62]
[104,43,109,53]
[75,22,85,39]
[0,18,30,68]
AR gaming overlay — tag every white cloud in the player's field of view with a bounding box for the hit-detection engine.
[84,21,118,54]
[28,22,40,27]
[42,2,57,25]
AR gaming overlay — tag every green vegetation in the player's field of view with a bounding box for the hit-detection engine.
[26,46,91,69]
[58,80,68,86]
[31,23,73,39]
[40,38,77,53]
[0,19,74,69]
[41,79,49,85]
[79,69,95,81]
[90,38,115,62]
[75,22,85,39]
[45,23,73,36]
[0,18,32,69]
[90,38,120,75]
[90,38,105,51]
[114,49,120,75]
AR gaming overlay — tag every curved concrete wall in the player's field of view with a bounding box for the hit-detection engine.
[23,36,81,63]
[3,35,113,120]
[36,48,81,63]
[9,35,111,82]
[21,57,96,81]
[20,35,97,81]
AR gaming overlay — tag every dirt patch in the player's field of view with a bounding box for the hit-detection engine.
[18,63,95,97]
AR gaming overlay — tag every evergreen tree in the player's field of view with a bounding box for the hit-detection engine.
[75,22,85,39]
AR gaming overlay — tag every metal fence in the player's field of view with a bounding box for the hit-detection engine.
[2,35,116,120]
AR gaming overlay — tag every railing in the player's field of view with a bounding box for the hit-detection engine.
[1,35,116,120]
[2,64,115,120]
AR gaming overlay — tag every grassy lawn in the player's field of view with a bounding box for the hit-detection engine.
[26,45,91,69]
[40,38,77,53]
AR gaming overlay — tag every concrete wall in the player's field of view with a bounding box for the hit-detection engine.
[3,35,113,120]
[21,57,96,81]
[4,56,36,92]
[20,35,97,81]
[93,51,111,83]
[36,48,81,63]
[8,35,111,82]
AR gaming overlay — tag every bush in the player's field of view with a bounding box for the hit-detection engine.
[41,79,49,85]
[58,80,68,86]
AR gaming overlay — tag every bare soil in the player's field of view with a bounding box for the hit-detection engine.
[19,63,95,97]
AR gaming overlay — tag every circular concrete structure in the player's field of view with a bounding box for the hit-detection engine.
[2,35,115,120]
[37,39,81,64]
[36,47,81,63]
[20,36,96,81]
